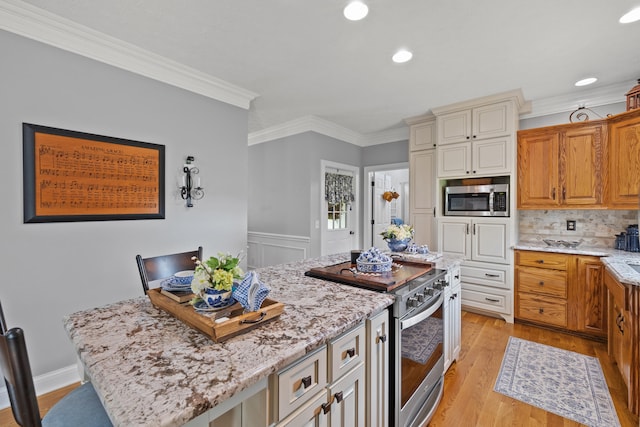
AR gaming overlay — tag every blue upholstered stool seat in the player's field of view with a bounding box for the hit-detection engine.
[42,382,112,426]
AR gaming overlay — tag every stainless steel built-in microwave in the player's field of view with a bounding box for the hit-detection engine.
[444,184,509,217]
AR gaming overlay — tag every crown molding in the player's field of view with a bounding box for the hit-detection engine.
[431,88,531,116]
[0,0,258,109]
[248,116,409,147]
[248,115,362,146]
[520,80,633,119]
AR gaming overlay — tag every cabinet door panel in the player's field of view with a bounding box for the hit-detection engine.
[328,365,365,427]
[517,131,559,208]
[410,120,436,151]
[411,212,435,250]
[472,137,510,176]
[410,150,435,211]
[437,143,470,177]
[438,110,471,145]
[472,220,509,264]
[574,257,605,337]
[438,219,470,258]
[472,101,513,140]
[609,111,640,208]
[561,125,603,206]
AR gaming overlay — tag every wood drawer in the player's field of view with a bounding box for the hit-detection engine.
[516,251,570,270]
[328,323,365,383]
[517,293,567,327]
[275,346,327,420]
[516,266,567,298]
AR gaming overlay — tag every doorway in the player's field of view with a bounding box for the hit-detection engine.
[320,160,360,256]
[363,163,409,249]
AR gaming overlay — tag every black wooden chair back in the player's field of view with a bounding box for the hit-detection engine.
[0,300,44,426]
[135,246,203,294]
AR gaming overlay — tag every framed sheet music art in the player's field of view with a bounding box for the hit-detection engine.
[23,123,165,223]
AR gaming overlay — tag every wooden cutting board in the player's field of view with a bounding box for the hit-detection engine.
[305,260,433,292]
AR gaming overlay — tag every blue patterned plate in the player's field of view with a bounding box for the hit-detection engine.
[193,298,235,312]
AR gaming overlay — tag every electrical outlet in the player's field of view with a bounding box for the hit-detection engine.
[567,220,576,231]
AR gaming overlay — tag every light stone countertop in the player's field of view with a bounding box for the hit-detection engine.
[63,253,397,427]
[514,242,640,287]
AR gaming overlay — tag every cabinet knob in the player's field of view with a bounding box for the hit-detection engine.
[472,170,476,174]
[376,334,387,344]
[466,136,470,140]
[346,348,356,358]
[552,188,556,200]
[301,375,312,388]
[538,281,544,286]
[466,171,470,174]
[539,308,544,314]
[473,135,477,139]
[321,402,332,414]
[536,260,545,264]
[334,391,344,403]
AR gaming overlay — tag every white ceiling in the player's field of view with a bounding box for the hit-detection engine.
[13,0,640,139]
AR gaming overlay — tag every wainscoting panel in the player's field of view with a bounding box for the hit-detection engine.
[247,232,310,269]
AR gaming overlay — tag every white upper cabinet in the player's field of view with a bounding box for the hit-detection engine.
[409,119,436,151]
[437,136,511,178]
[437,101,514,145]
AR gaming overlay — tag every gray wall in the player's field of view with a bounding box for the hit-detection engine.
[362,140,409,166]
[248,132,366,257]
[0,30,248,376]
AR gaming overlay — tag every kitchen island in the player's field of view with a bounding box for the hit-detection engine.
[64,253,395,426]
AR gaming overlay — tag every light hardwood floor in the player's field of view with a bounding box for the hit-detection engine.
[1,311,638,426]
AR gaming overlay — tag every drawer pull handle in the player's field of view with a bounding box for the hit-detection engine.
[346,348,356,358]
[334,391,344,403]
[321,402,332,414]
[301,376,312,388]
[485,273,499,278]
[485,297,500,303]
[376,334,387,344]
[539,308,544,314]
[538,281,544,286]
[536,260,545,264]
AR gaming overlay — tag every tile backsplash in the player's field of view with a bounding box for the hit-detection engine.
[518,210,639,248]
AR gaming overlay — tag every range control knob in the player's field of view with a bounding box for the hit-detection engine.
[416,293,425,302]
[424,288,434,296]
[407,297,419,308]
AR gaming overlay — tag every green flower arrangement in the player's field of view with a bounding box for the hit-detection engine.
[190,252,244,294]
[380,224,414,241]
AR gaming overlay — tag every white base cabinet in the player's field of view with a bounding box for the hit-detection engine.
[443,265,461,372]
[438,218,513,322]
[366,310,389,427]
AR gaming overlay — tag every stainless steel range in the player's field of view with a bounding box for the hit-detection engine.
[305,261,448,427]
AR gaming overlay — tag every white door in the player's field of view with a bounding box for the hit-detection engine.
[372,172,390,249]
[322,161,359,256]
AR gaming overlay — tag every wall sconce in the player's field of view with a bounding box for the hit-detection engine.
[180,155,204,207]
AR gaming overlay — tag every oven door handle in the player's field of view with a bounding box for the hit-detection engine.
[400,294,443,330]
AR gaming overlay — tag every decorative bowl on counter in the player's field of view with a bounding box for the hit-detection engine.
[542,239,582,248]
[356,247,392,272]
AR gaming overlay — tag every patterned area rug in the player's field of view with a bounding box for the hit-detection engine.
[494,337,620,427]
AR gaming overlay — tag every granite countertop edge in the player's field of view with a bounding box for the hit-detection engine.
[514,243,640,287]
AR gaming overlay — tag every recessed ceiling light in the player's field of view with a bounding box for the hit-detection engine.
[619,6,640,23]
[392,49,413,63]
[575,77,598,87]
[343,1,368,21]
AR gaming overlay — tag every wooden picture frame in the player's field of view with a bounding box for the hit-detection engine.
[23,123,165,223]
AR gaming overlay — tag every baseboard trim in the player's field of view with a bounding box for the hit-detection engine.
[0,363,80,409]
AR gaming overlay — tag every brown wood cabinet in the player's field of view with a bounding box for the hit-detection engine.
[604,269,639,416]
[608,108,640,209]
[517,121,606,209]
[515,250,606,340]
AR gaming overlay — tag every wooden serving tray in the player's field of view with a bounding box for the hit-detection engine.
[147,288,284,342]
[305,260,434,292]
